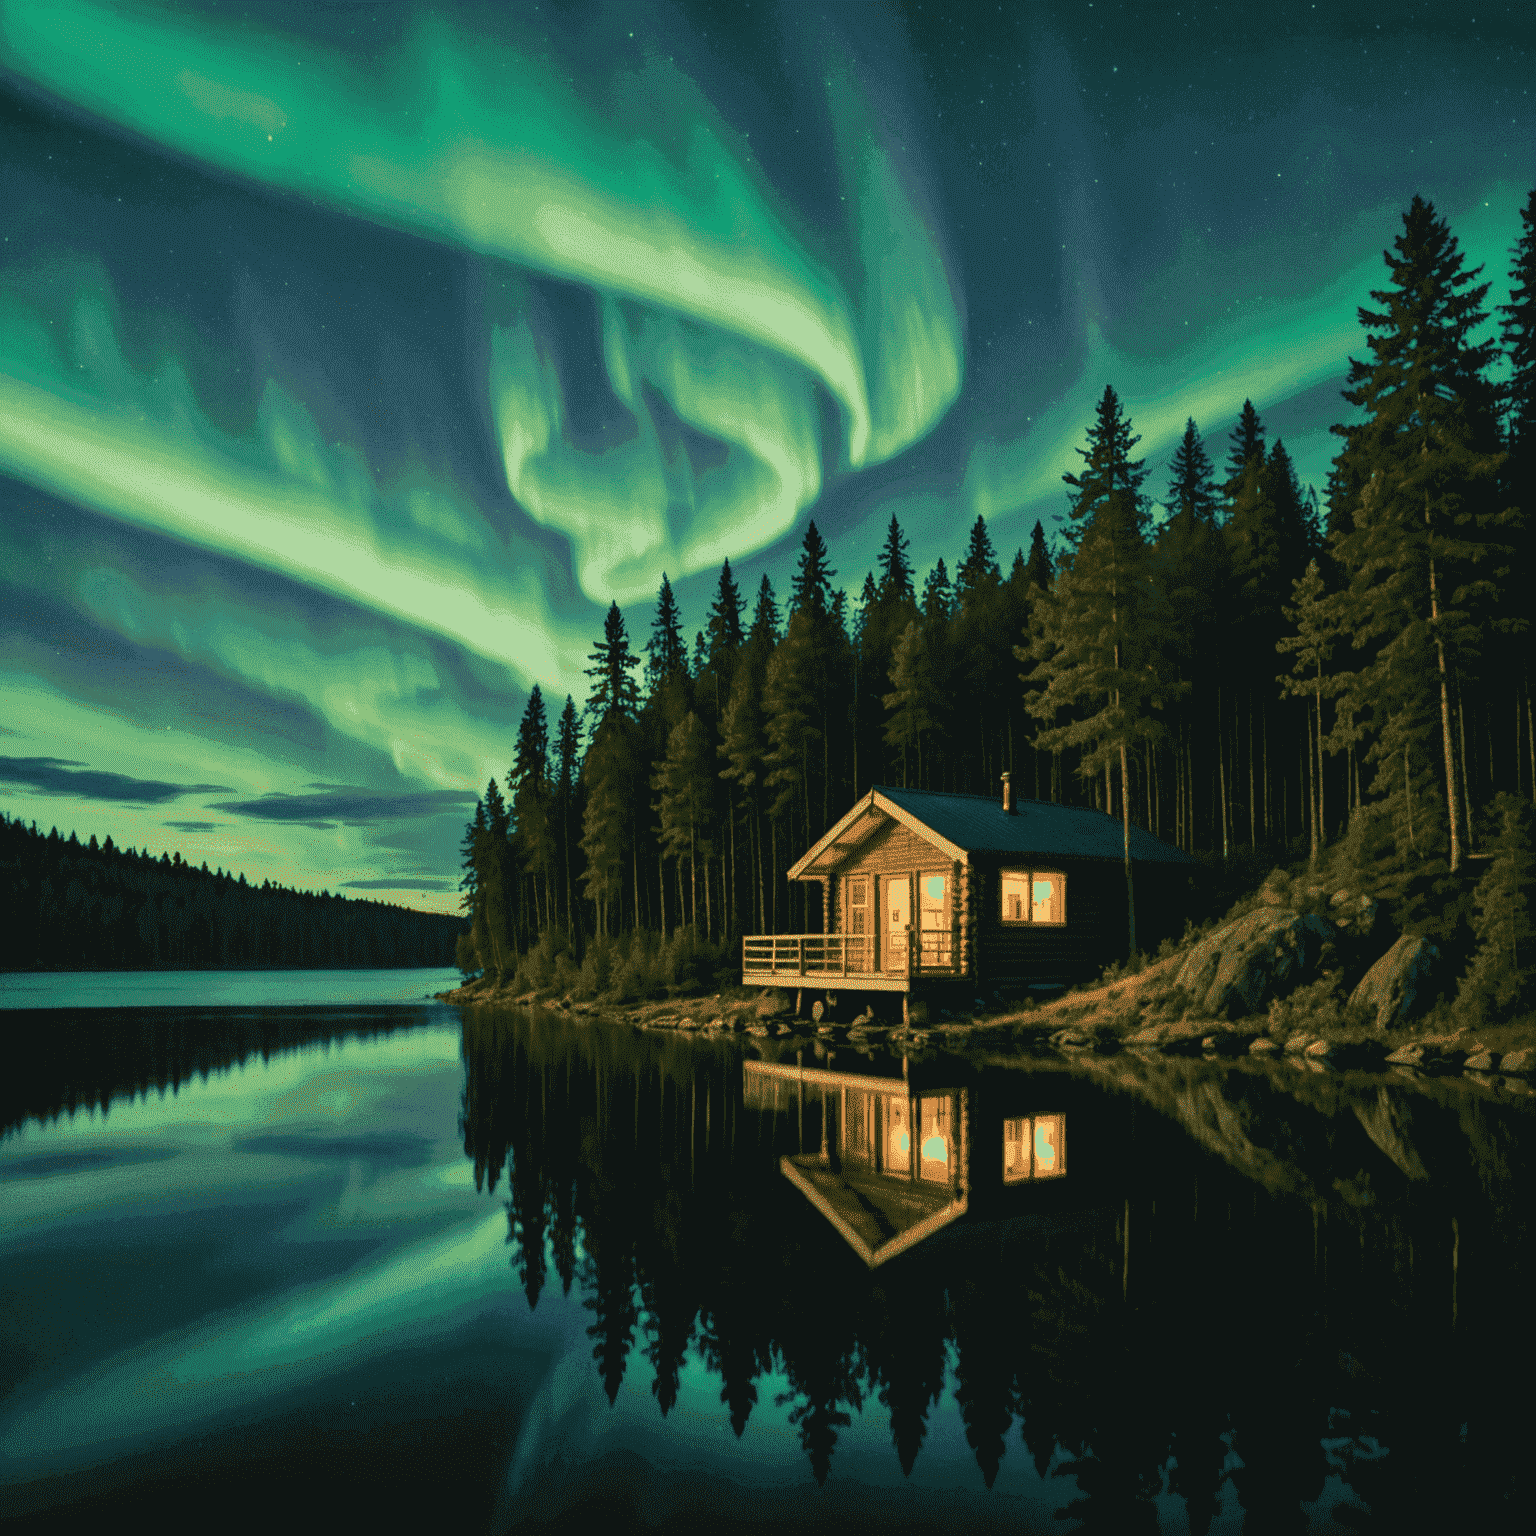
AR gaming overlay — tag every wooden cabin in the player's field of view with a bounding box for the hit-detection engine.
[741,774,1200,1018]
[743,1055,1067,1267]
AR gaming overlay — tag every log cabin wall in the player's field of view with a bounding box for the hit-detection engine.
[971,855,1122,982]
[830,818,964,972]
[838,819,942,877]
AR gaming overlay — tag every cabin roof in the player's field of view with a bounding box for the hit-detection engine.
[787,785,1198,878]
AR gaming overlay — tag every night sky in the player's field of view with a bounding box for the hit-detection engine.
[1,0,1530,915]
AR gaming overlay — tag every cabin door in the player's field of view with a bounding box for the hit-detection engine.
[884,876,909,970]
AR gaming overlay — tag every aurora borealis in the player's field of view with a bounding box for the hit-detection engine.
[1,0,1530,915]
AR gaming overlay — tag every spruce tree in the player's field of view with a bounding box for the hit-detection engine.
[705,558,745,673]
[1224,399,1267,504]
[877,514,916,603]
[1022,386,1186,955]
[1499,186,1536,789]
[790,520,836,620]
[883,620,940,788]
[508,685,554,937]
[510,685,549,792]
[1328,195,1510,878]
[580,717,633,938]
[585,601,642,727]
[1501,186,1536,505]
[475,779,514,979]
[920,558,953,624]
[719,658,768,932]
[654,712,715,938]
[1276,560,1351,865]
[645,574,689,694]
[749,574,781,650]
[956,516,1001,605]
[1024,519,1053,592]
[554,694,582,937]
[1165,418,1221,525]
[1153,424,1232,851]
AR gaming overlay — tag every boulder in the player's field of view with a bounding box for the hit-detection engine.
[1250,1036,1281,1055]
[754,992,792,1018]
[1463,1051,1499,1073]
[1384,1042,1428,1066]
[1174,908,1335,1019]
[1124,1018,1208,1054]
[1052,1029,1094,1049]
[1305,1039,1336,1061]
[1202,1030,1254,1056]
[1330,891,1382,938]
[1349,936,1446,1030]
[1499,1047,1536,1076]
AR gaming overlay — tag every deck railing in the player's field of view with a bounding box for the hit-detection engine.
[742,930,958,978]
[742,934,878,976]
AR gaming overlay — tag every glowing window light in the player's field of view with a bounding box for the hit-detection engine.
[1032,875,1061,925]
[886,1098,910,1168]
[919,1095,950,1182]
[1033,1114,1064,1177]
[1003,1115,1030,1182]
[1001,871,1028,921]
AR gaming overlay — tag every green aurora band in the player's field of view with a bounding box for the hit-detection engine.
[0,0,964,604]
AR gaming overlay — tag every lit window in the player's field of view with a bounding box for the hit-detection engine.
[1003,1116,1030,1182]
[886,1096,910,1171]
[1033,1114,1065,1177]
[1000,869,1065,924]
[1002,1114,1066,1181]
[919,1095,950,1182]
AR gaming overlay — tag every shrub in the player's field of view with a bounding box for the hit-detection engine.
[575,936,616,999]
[1456,792,1536,1028]
[1263,970,1369,1041]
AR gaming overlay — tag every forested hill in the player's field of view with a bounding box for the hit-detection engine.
[0,813,463,971]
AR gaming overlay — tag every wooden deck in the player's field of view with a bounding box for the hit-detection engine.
[740,933,960,993]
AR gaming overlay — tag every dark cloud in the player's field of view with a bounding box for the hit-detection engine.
[0,756,230,803]
[163,820,221,832]
[342,877,461,892]
[210,784,479,825]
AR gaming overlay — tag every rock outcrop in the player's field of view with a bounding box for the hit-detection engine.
[1173,908,1335,1018]
[1348,935,1446,1030]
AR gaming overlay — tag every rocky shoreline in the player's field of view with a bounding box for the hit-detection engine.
[438,861,1536,1086]
[438,975,1535,1093]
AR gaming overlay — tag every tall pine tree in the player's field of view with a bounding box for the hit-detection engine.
[1022,385,1186,955]
[1328,195,1510,883]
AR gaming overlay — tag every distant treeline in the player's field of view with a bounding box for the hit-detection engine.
[0,813,463,971]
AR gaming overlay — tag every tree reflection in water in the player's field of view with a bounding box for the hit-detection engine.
[457,1006,1532,1527]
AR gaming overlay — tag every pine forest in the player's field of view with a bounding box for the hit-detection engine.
[459,190,1536,1020]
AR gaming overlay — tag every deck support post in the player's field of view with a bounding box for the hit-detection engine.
[795,986,803,1016]
[902,992,909,1027]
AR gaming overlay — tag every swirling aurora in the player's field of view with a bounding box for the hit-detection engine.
[0,0,1528,911]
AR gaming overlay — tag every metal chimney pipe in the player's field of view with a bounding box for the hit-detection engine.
[1001,771,1014,814]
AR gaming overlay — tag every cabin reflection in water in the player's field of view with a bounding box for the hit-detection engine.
[742,1058,1065,1268]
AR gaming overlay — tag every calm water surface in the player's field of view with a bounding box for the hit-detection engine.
[1,974,1531,1533]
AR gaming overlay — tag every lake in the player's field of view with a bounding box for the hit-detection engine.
[2,973,1531,1533]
